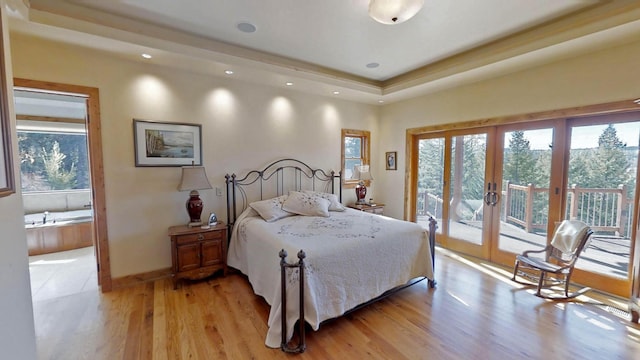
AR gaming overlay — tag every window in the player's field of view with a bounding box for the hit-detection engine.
[341,129,370,187]
[17,122,90,192]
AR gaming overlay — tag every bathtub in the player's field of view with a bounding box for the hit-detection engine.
[25,209,93,256]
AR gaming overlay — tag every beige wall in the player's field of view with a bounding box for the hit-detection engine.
[377,39,640,218]
[0,4,36,359]
[9,32,379,278]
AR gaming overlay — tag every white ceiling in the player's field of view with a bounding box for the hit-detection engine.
[10,0,640,104]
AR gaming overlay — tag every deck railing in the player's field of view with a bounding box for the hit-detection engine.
[417,190,443,218]
[417,183,632,238]
[566,184,630,236]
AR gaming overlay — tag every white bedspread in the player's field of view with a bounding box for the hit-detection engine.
[227,207,434,348]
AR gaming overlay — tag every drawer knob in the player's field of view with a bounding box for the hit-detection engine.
[197,234,204,241]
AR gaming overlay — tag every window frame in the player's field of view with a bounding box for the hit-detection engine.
[341,128,371,188]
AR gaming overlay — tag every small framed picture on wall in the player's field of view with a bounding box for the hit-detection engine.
[386,151,397,170]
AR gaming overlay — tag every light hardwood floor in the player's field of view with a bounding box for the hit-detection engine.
[32,248,640,359]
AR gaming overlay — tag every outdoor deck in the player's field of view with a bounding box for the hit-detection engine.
[417,216,630,279]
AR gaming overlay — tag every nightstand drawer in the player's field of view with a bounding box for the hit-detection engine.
[176,229,222,245]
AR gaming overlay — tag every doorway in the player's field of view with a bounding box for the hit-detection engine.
[14,78,112,292]
[410,110,640,297]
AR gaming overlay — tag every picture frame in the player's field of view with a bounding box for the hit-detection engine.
[0,18,15,198]
[133,119,202,167]
[385,151,397,171]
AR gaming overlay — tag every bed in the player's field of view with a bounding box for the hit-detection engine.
[225,159,436,352]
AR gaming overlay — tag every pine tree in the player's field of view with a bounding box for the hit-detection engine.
[589,124,630,189]
[503,131,538,186]
[41,141,77,190]
[418,138,444,197]
[461,134,486,201]
[568,150,591,187]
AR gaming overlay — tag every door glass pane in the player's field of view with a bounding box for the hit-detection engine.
[449,134,487,244]
[499,129,553,254]
[416,137,444,234]
[566,122,639,279]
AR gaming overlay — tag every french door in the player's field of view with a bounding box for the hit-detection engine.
[411,115,639,297]
[415,127,495,260]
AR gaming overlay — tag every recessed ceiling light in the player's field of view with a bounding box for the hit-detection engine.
[378,100,384,103]
[224,70,234,75]
[285,82,294,86]
[333,91,340,95]
[366,62,380,68]
[141,53,152,59]
[237,22,257,33]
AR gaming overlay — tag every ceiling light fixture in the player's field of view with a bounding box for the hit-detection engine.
[369,0,424,25]
[333,91,340,95]
[285,82,294,86]
[141,53,152,59]
[224,70,234,75]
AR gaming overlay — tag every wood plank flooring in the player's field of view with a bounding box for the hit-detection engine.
[32,248,640,359]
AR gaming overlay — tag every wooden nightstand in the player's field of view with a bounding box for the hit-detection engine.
[348,203,385,215]
[168,222,227,289]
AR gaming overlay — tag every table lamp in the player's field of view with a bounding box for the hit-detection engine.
[353,165,373,205]
[178,165,212,226]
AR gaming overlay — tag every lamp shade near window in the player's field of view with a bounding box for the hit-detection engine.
[353,165,373,205]
[178,166,212,226]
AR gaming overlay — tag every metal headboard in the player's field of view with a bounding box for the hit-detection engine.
[225,158,342,230]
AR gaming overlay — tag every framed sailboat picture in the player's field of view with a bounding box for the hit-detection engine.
[133,119,202,167]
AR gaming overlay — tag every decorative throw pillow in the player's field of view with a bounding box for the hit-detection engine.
[249,195,293,222]
[303,190,346,211]
[283,191,330,217]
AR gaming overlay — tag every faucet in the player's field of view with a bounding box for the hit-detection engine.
[43,211,49,224]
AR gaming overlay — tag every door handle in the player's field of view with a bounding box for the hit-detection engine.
[490,191,499,206]
[484,182,499,206]
[491,183,499,206]
[484,183,493,206]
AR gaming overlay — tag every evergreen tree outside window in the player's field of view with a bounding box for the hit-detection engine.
[18,126,89,192]
[503,130,539,186]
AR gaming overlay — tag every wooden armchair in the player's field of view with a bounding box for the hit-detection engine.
[512,220,593,299]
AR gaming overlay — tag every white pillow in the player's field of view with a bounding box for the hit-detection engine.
[303,190,346,211]
[283,191,330,217]
[249,195,293,222]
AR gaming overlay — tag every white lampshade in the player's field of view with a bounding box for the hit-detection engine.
[353,165,373,181]
[178,166,212,191]
[369,0,424,25]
